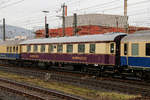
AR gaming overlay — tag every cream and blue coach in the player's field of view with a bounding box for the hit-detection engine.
[0,40,22,60]
[121,32,150,70]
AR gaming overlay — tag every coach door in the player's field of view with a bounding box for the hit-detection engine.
[114,35,127,66]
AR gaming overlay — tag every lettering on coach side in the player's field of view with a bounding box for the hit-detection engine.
[72,56,87,61]
[29,55,39,58]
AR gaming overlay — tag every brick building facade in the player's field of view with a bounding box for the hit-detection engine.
[35,14,150,38]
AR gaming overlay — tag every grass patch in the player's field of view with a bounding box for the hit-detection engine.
[0,71,140,100]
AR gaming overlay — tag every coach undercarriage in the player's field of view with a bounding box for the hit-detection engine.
[0,59,150,80]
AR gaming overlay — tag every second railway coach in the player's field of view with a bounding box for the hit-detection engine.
[20,32,126,71]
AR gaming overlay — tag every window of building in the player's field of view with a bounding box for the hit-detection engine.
[7,47,9,52]
[78,44,85,53]
[67,44,73,53]
[16,46,18,53]
[57,44,63,53]
[124,43,128,55]
[41,45,45,53]
[146,43,150,56]
[34,45,38,52]
[27,45,31,52]
[132,43,139,56]
[90,44,95,53]
[110,43,114,53]
[10,47,12,52]
[13,46,15,52]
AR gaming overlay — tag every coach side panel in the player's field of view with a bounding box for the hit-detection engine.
[0,45,20,60]
[121,41,150,68]
[21,42,116,65]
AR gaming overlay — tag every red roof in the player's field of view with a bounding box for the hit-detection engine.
[35,25,150,38]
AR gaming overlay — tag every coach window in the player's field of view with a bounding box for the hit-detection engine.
[57,44,63,53]
[27,45,31,52]
[132,43,139,56]
[10,47,12,52]
[41,45,45,53]
[7,47,9,52]
[34,45,38,52]
[67,44,73,53]
[90,44,95,53]
[48,45,54,53]
[110,43,114,53]
[146,43,150,56]
[124,43,128,55]
[78,44,85,53]
[13,46,15,52]
[16,46,18,53]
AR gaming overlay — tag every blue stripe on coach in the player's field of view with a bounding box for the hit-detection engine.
[0,53,20,59]
[121,56,150,67]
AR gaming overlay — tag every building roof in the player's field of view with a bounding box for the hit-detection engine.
[20,32,126,45]
[121,30,150,42]
[65,14,128,28]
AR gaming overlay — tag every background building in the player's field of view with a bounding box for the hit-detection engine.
[35,14,150,38]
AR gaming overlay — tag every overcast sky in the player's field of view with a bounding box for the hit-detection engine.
[0,0,150,30]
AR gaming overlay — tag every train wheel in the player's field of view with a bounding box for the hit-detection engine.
[81,66,87,73]
[142,72,150,81]
[135,71,143,80]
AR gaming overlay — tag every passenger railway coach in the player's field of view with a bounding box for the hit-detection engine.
[0,40,22,60]
[121,32,150,69]
[20,32,126,71]
[120,32,150,79]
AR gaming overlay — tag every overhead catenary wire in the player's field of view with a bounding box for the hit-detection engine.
[71,0,120,12]
[0,0,25,9]
[31,0,150,29]
[1,0,150,29]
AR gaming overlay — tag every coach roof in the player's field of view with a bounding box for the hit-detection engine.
[0,40,23,46]
[121,30,150,42]
[20,32,126,45]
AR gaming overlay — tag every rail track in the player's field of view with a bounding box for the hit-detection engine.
[0,65,150,99]
[0,77,86,100]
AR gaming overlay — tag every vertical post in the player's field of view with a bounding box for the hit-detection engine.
[125,16,129,33]
[65,6,67,16]
[3,18,5,41]
[62,3,66,37]
[45,16,47,28]
[73,13,77,36]
[42,11,49,38]
[116,17,118,33]
[124,0,128,33]
[45,24,49,38]
[45,16,49,38]
[124,0,127,16]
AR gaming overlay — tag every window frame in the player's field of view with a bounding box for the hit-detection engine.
[89,44,95,53]
[10,47,12,52]
[110,43,115,53]
[146,43,150,56]
[27,45,31,53]
[16,46,18,53]
[57,44,63,53]
[78,44,85,53]
[33,45,38,52]
[7,47,9,52]
[48,44,54,53]
[13,46,15,52]
[67,44,73,53]
[41,45,45,53]
[131,43,139,56]
[124,43,128,55]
